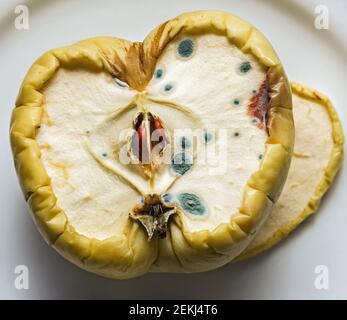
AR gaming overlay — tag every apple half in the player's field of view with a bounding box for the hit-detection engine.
[10,11,294,278]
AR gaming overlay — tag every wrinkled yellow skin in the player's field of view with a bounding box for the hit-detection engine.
[10,11,293,279]
[238,83,344,260]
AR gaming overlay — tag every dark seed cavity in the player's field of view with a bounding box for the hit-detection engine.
[131,112,168,165]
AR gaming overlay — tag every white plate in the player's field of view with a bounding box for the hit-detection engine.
[0,0,346,299]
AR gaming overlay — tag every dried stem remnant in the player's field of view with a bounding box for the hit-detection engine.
[130,194,176,240]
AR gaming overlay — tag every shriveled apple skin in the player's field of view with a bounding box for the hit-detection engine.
[10,10,293,279]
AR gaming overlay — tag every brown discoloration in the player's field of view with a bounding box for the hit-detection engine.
[102,50,124,79]
[100,21,175,92]
[123,42,148,91]
[247,73,270,132]
[146,21,173,63]
[312,91,322,101]
[82,195,93,201]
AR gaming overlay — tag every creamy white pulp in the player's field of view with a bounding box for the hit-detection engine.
[37,34,268,238]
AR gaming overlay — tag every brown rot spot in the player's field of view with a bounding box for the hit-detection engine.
[247,73,270,132]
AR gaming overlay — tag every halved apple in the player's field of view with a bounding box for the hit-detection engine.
[10,11,293,278]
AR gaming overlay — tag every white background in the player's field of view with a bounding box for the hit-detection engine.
[0,0,346,299]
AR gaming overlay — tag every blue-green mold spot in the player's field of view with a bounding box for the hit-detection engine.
[178,193,206,216]
[240,61,252,73]
[155,68,163,79]
[102,152,108,158]
[164,83,173,92]
[203,131,213,143]
[171,153,192,175]
[177,39,195,58]
[233,99,240,105]
[180,136,191,149]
